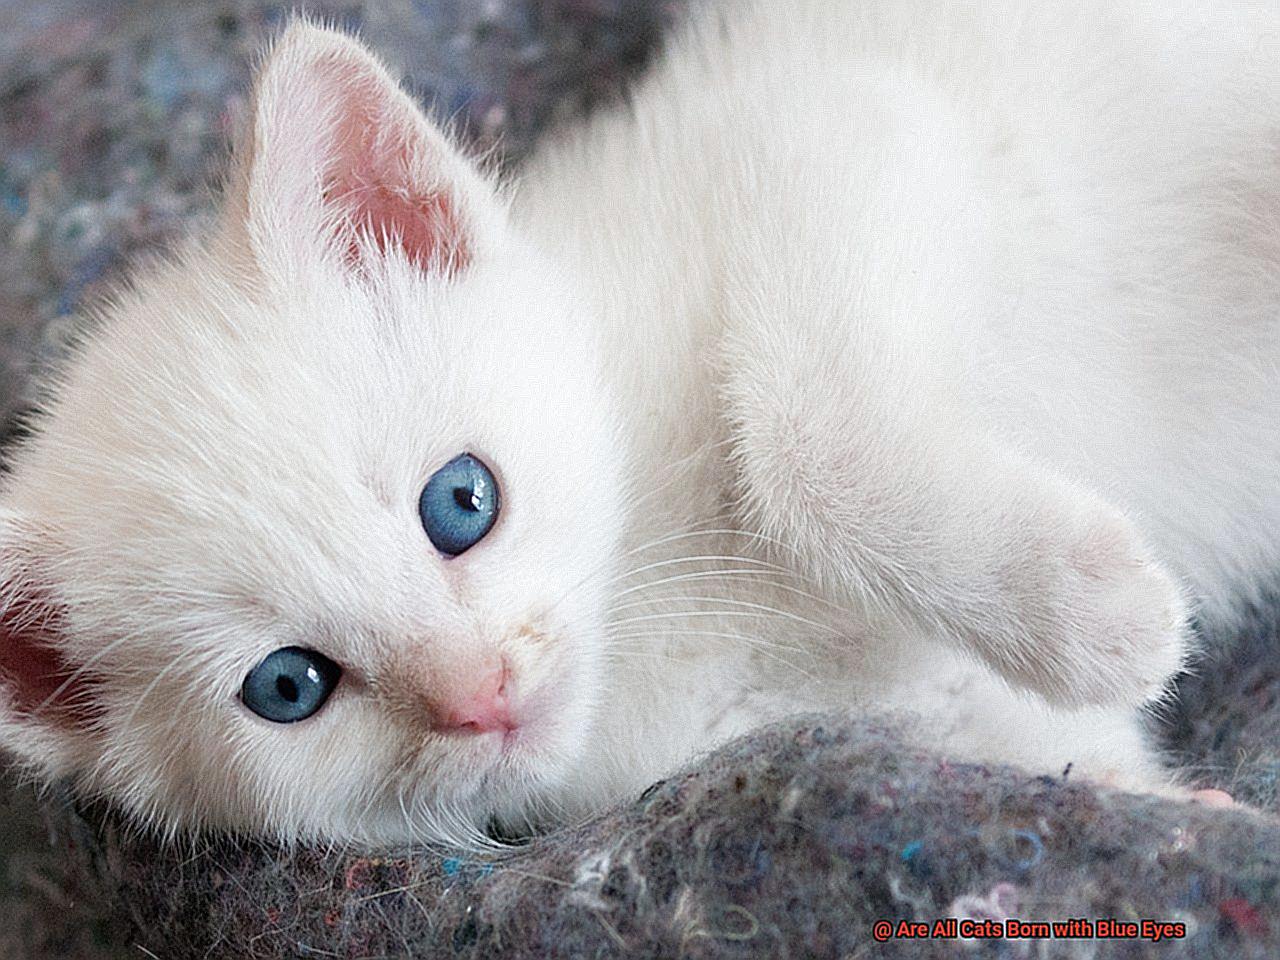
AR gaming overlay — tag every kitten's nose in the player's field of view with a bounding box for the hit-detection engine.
[429,661,515,735]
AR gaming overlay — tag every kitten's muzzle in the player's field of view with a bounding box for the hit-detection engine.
[424,658,517,736]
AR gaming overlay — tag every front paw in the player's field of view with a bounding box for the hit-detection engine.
[991,509,1191,710]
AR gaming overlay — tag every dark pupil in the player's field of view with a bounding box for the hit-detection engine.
[276,675,299,702]
[454,485,478,511]
[241,647,341,724]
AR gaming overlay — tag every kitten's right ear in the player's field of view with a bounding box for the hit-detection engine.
[0,511,98,779]
[222,19,499,281]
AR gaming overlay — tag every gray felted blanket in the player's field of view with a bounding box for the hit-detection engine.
[33,710,1280,959]
[1,2,1278,957]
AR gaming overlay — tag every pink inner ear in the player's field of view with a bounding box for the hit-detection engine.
[327,170,468,275]
[0,588,98,726]
[318,61,470,275]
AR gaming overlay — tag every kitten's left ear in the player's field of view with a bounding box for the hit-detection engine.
[225,20,497,279]
[0,512,99,779]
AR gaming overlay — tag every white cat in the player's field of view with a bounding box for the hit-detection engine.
[1,0,1272,845]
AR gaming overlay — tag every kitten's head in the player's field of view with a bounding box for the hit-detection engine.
[0,22,625,845]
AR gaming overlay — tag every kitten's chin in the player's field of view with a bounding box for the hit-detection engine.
[346,655,602,845]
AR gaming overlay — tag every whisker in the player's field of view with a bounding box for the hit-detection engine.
[611,567,794,598]
[607,553,792,588]
[606,628,809,660]
[613,438,724,516]
[606,629,819,681]
[599,650,684,665]
[614,526,799,566]
[607,601,842,637]
[539,537,790,625]
[30,625,153,716]
[607,625,801,644]
[341,748,419,854]
[117,654,189,731]
[613,569,854,620]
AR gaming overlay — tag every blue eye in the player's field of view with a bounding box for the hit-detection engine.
[241,647,341,724]
[419,453,501,556]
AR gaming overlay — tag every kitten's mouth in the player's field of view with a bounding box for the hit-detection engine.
[456,658,589,779]
[497,702,550,754]
[479,688,575,771]
[500,726,527,753]
[452,702,545,762]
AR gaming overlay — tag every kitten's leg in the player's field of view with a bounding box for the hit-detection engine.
[879,651,1237,803]
[882,653,1173,791]
[718,281,1189,711]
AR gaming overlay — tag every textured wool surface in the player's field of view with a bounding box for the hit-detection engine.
[38,714,1280,959]
[1,1,1279,958]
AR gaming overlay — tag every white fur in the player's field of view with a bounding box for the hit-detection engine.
[3,0,1279,844]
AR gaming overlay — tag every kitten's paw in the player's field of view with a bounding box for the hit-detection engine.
[1085,772,1239,810]
[999,509,1190,710]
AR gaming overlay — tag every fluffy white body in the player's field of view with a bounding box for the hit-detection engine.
[1,0,1277,844]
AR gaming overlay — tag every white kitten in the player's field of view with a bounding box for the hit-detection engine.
[2,0,1276,844]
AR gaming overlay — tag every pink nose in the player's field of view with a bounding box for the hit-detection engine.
[430,663,516,735]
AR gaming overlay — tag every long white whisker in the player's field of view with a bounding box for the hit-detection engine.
[614,527,799,566]
[607,628,818,681]
[611,568,792,598]
[607,629,806,657]
[119,655,189,731]
[29,627,146,714]
[613,569,853,618]
[607,553,792,588]
[607,602,842,637]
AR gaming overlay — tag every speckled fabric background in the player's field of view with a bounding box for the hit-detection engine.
[0,0,680,436]
[1,2,1278,958]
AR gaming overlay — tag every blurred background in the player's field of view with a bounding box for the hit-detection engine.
[0,1,681,955]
